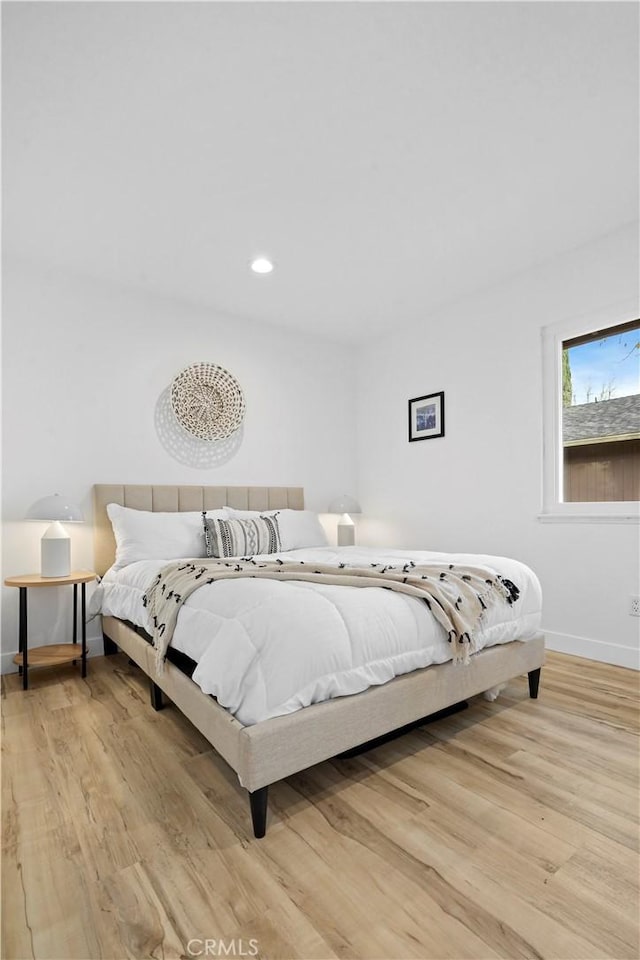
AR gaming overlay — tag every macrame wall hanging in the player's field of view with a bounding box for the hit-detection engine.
[170,362,246,440]
[155,362,245,468]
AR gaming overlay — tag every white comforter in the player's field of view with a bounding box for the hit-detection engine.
[91,546,542,725]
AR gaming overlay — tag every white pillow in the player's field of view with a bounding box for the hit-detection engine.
[225,508,328,550]
[107,503,228,569]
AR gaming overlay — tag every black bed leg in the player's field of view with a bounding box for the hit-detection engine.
[249,786,269,839]
[149,680,165,711]
[528,667,541,699]
[103,633,118,656]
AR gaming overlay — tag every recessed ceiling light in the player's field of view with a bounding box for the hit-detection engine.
[250,257,274,274]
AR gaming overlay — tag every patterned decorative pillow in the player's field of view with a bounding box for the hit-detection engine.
[202,512,282,558]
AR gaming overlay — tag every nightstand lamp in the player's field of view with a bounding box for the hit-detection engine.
[25,494,84,577]
[328,495,362,547]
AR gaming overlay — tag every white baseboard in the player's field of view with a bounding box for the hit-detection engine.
[1,634,105,675]
[545,630,639,670]
[3,629,637,674]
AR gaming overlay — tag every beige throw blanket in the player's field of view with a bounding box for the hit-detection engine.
[143,558,520,676]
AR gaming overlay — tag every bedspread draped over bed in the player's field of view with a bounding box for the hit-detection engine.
[92,545,542,725]
[143,558,520,673]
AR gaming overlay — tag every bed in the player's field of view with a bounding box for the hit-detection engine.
[94,483,545,838]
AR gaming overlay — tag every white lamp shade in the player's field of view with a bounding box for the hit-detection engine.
[25,494,84,523]
[328,495,361,515]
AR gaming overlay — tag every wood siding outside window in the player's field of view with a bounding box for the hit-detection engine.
[563,439,640,502]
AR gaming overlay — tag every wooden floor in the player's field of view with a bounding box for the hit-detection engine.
[2,651,638,960]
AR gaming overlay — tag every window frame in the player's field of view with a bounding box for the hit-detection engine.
[540,300,640,523]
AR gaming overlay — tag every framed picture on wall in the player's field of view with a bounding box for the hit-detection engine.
[408,391,445,442]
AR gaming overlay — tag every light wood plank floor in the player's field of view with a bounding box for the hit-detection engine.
[2,651,638,960]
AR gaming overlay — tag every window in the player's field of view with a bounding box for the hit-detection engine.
[541,305,640,522]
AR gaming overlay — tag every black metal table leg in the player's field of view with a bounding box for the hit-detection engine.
[81,583,87,679]
[72,583,78,665]
[19,587,28,690]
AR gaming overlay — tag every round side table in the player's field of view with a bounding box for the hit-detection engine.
[4,570,97,690]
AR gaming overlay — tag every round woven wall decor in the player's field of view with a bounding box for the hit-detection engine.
[170,362,245,441]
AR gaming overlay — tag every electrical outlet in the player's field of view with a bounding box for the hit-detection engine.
[630,596,640,617]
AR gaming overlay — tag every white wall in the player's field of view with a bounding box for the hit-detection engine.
[356,223,640,668]
[1,256,357,668]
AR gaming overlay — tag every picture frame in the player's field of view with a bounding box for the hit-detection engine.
[408,391,445,442]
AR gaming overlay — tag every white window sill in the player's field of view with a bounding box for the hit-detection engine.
[538,512,640,524]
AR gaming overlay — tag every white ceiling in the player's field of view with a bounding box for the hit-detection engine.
[3,1,638,343]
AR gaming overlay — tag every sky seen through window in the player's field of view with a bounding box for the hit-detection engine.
[565,326,639,405]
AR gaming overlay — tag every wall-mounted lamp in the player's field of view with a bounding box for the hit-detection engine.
[328,495,361,547]
[25,494,84,577]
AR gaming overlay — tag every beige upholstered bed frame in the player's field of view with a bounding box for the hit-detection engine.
[94,484,545,838]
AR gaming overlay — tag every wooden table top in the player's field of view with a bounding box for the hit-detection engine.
[4,571,97,588]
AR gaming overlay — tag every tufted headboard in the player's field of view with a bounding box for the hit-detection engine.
[92,484,305,576]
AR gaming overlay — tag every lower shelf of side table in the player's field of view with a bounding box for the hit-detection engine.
[13,643,83,668]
